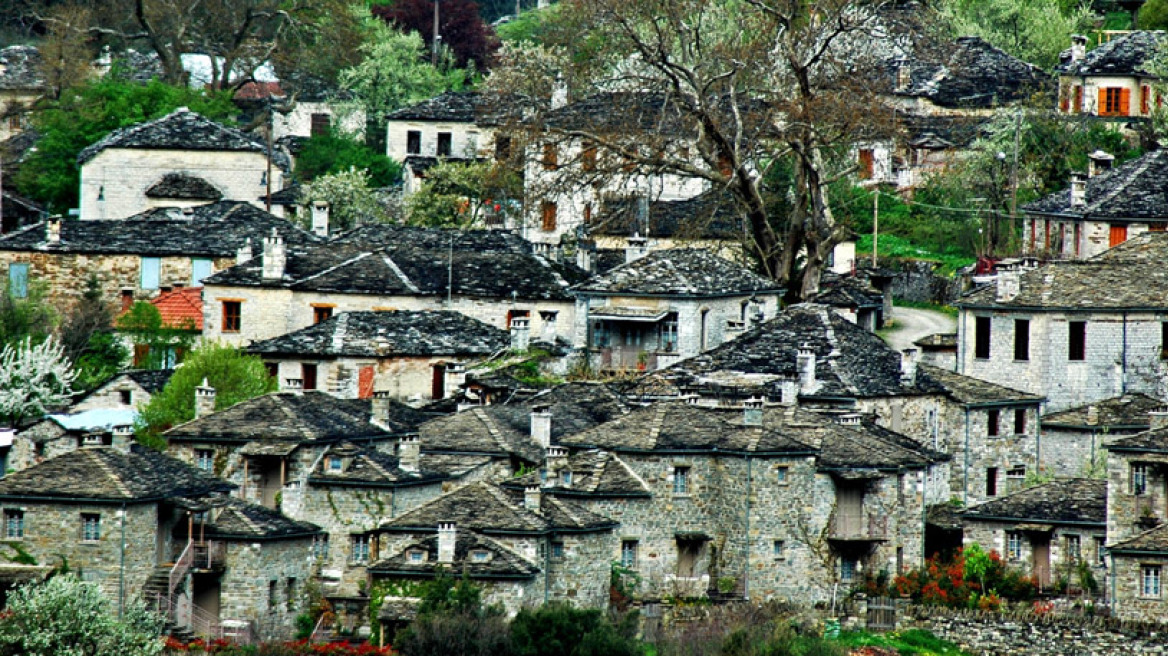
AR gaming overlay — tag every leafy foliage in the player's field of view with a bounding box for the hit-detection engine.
[1141,0,1168,30]
[373,0,499,70]
[14,77,236,212]
[405,161,521,227]
[115,301,197,371]
[938,0,1093,69]
[299,168,392,232]
[0,574,164,656]
[394,573,510,656]
[891,548,1037,610]
[58,276,126,393]
[134,342,275,447]
[295,130,403,187]
[510,603,641,656]
[0,283,56,349]
[0,336,76,428]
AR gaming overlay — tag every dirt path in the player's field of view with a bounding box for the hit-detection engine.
[881,306,957,352]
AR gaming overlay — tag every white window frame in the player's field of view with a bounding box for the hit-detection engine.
[1144,565,1162,597]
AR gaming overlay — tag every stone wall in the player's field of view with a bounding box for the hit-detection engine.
[962,519,1107,589]
[385,119,495,165]
[268,354,490,402]
[882,260,963,304]
[217,537,316,640]
[274,101,365,142]
[1105,450,1166,545]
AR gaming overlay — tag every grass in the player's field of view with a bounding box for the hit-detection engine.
[856,234,975,276]
[894,299,959,318]
[836,629,971,656]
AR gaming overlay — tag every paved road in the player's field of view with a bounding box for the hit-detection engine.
[881,306,957,352]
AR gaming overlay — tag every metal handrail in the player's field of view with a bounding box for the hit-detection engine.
[169,541,194,595]
[309,613,331,643]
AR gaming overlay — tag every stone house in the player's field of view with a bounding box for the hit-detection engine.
[77,107,289,220]
[385,91,501,166]
[1040,393,1162,479]
[571,248,783,372]
[955,233,1168,412]
[1055,32,1164,122]
[0,201,318,308]
[580,191,748,262]
[0,46,43,143]
[369,481,617,616]
[811,272,887,332]
[962,479,1107,590]
[73,369,174,413]
[200,225,585,348]
[1021,149,1168,258]
[246,310,510,401]
[10,413,137,474]
[914,333,958,371]
[547,402,947,604]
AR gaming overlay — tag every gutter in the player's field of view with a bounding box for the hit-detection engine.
[964,515,1105,528]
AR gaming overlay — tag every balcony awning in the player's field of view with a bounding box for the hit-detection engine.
[239,440,300,457]
[590,306,669,322]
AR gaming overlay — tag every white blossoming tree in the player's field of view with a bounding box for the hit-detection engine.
[0,336,77,429]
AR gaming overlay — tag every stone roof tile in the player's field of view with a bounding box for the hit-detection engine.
[1057,31,1166,77]
[0,45,45,90]
[144,173,223,200]
[193,495,322,540]
[918,365,1042,406]
[896,36,1049,109]
[573,248,782,296]
[247,311,510,358]
[308,441,447,487]
[962,478,1106,525]
[1109,523,1168,553]
[77,108,276,165]
[369,532,539,579]
[1023,150,1168,221]
[503,450,651,497]
[1042,393,1163,429]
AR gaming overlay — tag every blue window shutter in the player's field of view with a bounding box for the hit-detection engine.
[191,258,213,285]
[140,257,161,290]
[7,263,28,299]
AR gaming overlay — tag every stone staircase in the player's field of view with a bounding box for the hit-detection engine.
[142,565,195,643]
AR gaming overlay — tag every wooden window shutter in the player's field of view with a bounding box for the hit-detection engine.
[1110,224,1128,247]
[1073,86,1083,112]
[1098,88,1108,115]
[358,366,374,399]
[859,149,874,179]
[1120,88,1131,116]
[541,202,557,231]
[1142,86,1151,115]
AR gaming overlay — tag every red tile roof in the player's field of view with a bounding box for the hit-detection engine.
[151,286,204,330]
[233,81,286,100]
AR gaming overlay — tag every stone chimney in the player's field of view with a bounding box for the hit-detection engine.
[398,434,420,472]
[1088,150,1115,178]
[194,379,216,419]
[437,522,456,564]
[900,348,919,384]
[626,234,649,264]
[46,216,61,244]
[546,445,569,484]
[524,485,542,514]
[445,362,467,395]
[111,424,134,453]
[743,396,764,426]
[311,201,330,237]
[262,229,286,280]
[530,406,552,449]
[236,238,253,265]
[551,72,568,110]
[797,343,817,395]
[510,316,530,351]
[371,390,391,428]
[283,377,304,394]
[1070,172,1087,209]
[1086,404,1100,426]
[779,379,799,406]
[1150,408,1168,431]
[895,59,911,92]
[576,240,596,274]
[1070,35,1087,63]
[995,270,1020,303]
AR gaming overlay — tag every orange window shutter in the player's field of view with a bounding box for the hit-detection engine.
[1098,88,1109,115]
[1119,88,1131,116]
[1142,86,1150,115]
[1110,224,1128,247]
[358,366,374,399]
[1074,86,1083,112]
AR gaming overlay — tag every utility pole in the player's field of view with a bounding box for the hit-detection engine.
[1009,109,1022,250]
[265,95,273,213]
[432,0,440,65]
[871,188,878,267]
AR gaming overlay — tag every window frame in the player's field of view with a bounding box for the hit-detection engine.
[1133,464,1149,496]
[1014,319,1030,361]
[620,539,638,569]
[312,534,330,561]
[81,513,101,542]
[974,316,991,360]
[350,534,370,564]
[1007,532,1023,560]
[1014,408,1027,436]
[406,130,422,155]
[195,449,214,472]
[1144,564,1162,598]
[312,305,334,325]
[773,539,786,559]
[987,409,1001,437]
[672,466,690,496]
[221,300,242,333]
[140,257,162,291]
[7,263,29,299]
[4,510,24,540]
[436,132,453,157]
[1068,321,1087,361]
[1066,534,1082,562]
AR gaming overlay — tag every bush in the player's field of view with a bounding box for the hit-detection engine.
[892,547,1037,610]
[510,603,640,656]
[295,130,402,187]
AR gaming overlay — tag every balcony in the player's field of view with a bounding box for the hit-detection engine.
[598,347,658,371]
[171,540,226,570]
[829,512,890,541]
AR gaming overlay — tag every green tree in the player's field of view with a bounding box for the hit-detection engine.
[58,276,126,393]
[0,283,56,349]
[299,168,391,232]
[406,161,521,227]
[394,573,511,656]
[114,302,197,371]
[14,77,236,212]
[295,129,402,186]
[0,336,76,429]
[134,341,275,448]
[0,574,164,656]
[1141,0,1168,30]
[939,0,1093,69]
[511,603,641,656]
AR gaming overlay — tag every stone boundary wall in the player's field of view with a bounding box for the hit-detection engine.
[879,259,965,304]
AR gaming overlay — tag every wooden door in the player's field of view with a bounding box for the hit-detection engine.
[836,485,864,536]
[432,364,446,400]
[1032,535,1051,587]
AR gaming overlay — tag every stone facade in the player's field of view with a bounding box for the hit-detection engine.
[274,101,365,141]
[386,118,494,164]
[216,536,317,639]
[963,519,1106,589]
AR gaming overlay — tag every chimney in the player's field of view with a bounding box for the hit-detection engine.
[262,228,286,280]
[779,379,799,406]
[1150,408,1168,431]
[194,379,216,418]
[1070,34,1087,63]
[900,348,919,384]
[1086,405,1100,426]
[398,434,420,472]
[437,522,456,563]
[625,234,649,264]
[551,72,568,110]
[111,424,134,453]
[283,377,304,394]
[371,390,391,428]
[576,240,596,274]
[510,316,530,351]
[797,343,817,395]
[1088,150,1115,178]
[743,396,764,426]
[236,238,253,264]
[1070,172,1087,209]
[530,406,552,448]
[546,445,569,485]
[524,485,542,514]
[311,201,330,237]
[445,362,467,395]
[46,216,62,244]
[995,270,1020,303]
[895,59,911,92]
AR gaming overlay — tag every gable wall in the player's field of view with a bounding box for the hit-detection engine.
[385,120,494,162]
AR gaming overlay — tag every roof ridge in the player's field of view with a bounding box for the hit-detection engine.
[332,312,349,354]
[294,251,374,286]
[90,450,134,498]
[610,452,651,493]
[473,408,513,454]
[380,252,421,293]
[484,483,542,528]
[359,451,397,483]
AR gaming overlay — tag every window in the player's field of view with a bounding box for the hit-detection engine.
[265,362,279,379]
[7,263,28,299]
[140,257,161,290]
[1007,532,1022,560]
[540,201,557,232]
[1144,565,1162,597]
[328,455,342,472]
[550,542,564,559]
[286,578,297,611]
[222,301,242,333]
[1066,534,1082,562]
[495,135,512,160]
[1014,409,1027,436]
[773,540,786,558]
[776,466,789,485]
[195,449,214,472]
[1099,87,1130,116]
[660,313,679,353]
[840,557,858,582]
[1014,319,1030,361]
[620,540,638,568]
[1069,321,1087,361]
[408,549,425,563]
[1096,537,1108,567]
[560,470,572,486]
[119,389,133,405]
[302,363,318,391]
[1007,465,1026,480]
[312,305,333,324]
[81,513,101,541]
[312,534,330,560]
[310,113,330,137]
[1133,464,1149,496]
[436,132,452,157]
[268,580,278,609]
[1162,322,1168,359]
[542,143,558,169]
[581,143,597,171]
[673,466,690,495]
[858,148,874,179]
[986,468,998,497]
[988,409,1000,437]
[406,130,421,155]
[974,317,991,359]
[187,258,213,286]
[4,510,23,539]
[350,535,370,563]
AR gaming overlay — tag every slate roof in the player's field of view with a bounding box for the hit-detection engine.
[894,37,1049,109]
[572,249,782,297]
[307,441,447,488]
[660,303,941,399]
[205,226,586,302]
[148,286,203,331]
[1056,31,1166,77]
[1103,426,1168,454]
[503,450,652,498]
[957,233,1168,310]
[77,108,284,167]
[589,192,745,240]
[0,446,233,503]
[369,532,539,579]
[144,173,223,200]
[247,311,509,358]
[962,479,1107,526]
[1042,393,1163,430]
[164,392,424,443]
[913,333,957,350]
[418,383,630,462]
[125,369,176,393]
[812,274,883,310]
[186,496,322,540]
[899,114,989,150]
[0,201,319,257]
[387,91,481,122]
[0,45,45,90]
[1109,524,1168,554]
[377,481,617,535]
[917,365,1042,407]
[1023,150,1168,221]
